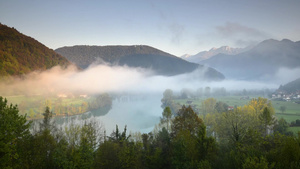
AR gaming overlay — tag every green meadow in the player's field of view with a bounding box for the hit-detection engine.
[175,95,300,123]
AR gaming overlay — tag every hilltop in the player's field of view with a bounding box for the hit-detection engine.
[278,77,300,94]
[56,45,225,79]
[0,23,70,76]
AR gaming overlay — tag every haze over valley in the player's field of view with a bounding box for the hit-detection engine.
[1,1,300,168]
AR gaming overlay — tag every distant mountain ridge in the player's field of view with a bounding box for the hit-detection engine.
[199,39,300,81]
[55,45,225,79]
[181,46,251,63]
[0,23,70,76]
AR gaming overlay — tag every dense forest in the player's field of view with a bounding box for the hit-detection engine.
[0,23,70,76]
[1,95,299,169]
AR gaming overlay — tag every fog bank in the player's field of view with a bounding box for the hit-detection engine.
[0,64,285,96]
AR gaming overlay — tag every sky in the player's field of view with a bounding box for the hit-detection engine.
[0,0,300,56]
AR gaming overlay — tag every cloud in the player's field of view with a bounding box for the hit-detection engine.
[216,22,266,37]
[0,63,284,97]
[273,67,300,85]
[169,23,185,45]
[1,64,285,133]
[215,22,270,46]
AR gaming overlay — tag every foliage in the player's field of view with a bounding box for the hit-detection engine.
[161,89,181,114]
[201,98,217,115]
[0,23,70,76]
[0,96,31,168]
[1,96,300,169]
[280,105,287,113]
[160,107,172,131]
[274,118,290,135]
[4,94,112,120]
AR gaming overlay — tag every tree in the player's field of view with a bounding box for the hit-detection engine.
[204,87,211,97]
[274,118,289,135]
[31,106,57,169]
[171,105,216,168]
[160,107,172,131]
[155,127,171,168]
[39,106,56,133]
[242,97,275,133]
[259,107,276,136]
[95,141,121,169]
[215,101,229,113]
[0,96,31,169]
[242,156,269,169]
[201,98,217,116]
[161,89,174,109]
[280,105,287,114]
[216,108,250,144]
[161,89,180,114]
[171,105,204,137]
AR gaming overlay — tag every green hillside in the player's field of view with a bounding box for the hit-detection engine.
[278,77,300,93]
[0,23,70,76]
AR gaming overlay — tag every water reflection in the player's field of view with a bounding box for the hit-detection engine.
[32,94,162,134]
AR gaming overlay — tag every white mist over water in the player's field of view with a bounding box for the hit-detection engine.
[1,63,293,133]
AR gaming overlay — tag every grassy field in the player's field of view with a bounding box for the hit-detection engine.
[176,96,257,111]
[3,95,92,119]
[276,114,300,123]
[175,95,300,123]
[288,126,300,136]
[175,96,300,135]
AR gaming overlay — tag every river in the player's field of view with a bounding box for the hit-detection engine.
[33,93,163,134]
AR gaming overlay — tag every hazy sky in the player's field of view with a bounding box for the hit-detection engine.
[1,0,299,56]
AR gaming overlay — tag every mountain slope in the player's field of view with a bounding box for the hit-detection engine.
[199,39,300,80]
[55,45,225,79]
[182,46,250,63]
[278,77,300,94]
[0,23,70,76]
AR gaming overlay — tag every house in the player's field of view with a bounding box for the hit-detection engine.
[57,94,67,98]
[240,96,249,100]
[186,100,193,104]
[79,94,88,98]
[228,106,234,111]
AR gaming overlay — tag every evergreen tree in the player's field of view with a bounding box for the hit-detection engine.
[0,97,31,168]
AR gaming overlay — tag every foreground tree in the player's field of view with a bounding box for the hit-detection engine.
[31,106,57,169]
[0,96,31,169]
[171,105,216,169]
[259,107,276,136]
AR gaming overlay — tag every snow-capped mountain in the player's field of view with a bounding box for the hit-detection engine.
[181,45,252,63]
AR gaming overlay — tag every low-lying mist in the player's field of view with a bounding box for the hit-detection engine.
[1,63,292,133]
[0,63,290,96]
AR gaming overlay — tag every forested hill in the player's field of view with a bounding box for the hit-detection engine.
[0,23,70,76]
[278,77,300,93]
[55,45,225,79]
